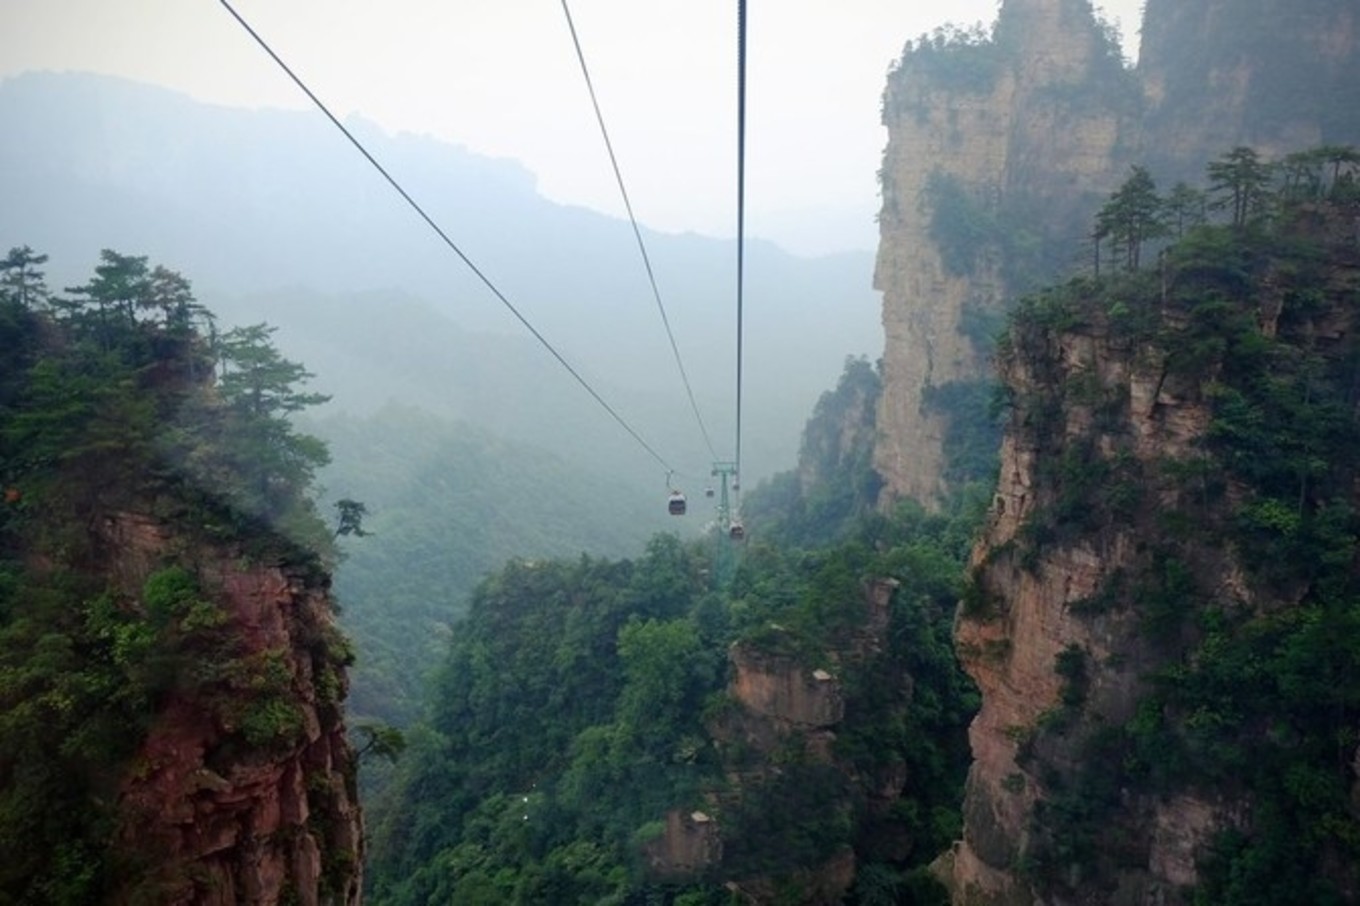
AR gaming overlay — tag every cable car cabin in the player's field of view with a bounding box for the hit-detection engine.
[729,521,746,541]
[668,491,687,516]
[705,487,715,498]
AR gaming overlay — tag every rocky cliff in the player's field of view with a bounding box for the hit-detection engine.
[104,513,362,906]
[1138,0,1360,175]
[874,0,1360,508]
[0,257,362,904]
[644,577,918,902]
[874,0,1129,505]
[941,197,1360,903]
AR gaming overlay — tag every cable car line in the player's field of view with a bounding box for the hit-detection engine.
[734,0,748,489]
[217,0,678,476]
[558,0,719,464]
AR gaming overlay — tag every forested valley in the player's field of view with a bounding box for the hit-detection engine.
[359,142,1360,904]
[5,140,1360,904]
[360,360,987,904]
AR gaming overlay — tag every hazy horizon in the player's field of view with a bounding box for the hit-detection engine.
[2,0,1145,256]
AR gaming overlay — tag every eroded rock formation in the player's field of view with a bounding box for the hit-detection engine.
[100,512,362,905]
[874,0,1127,505]
[941,203,1360,903]
[659,578,912,903]
[874,0,1360,508]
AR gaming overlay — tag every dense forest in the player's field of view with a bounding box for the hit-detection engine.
[362,358,988,904]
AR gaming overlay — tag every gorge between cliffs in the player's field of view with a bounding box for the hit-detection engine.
[2,1,1360,905]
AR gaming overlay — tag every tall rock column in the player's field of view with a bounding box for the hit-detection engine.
[874,0,1129,508]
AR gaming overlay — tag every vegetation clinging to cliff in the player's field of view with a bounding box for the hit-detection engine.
[992,148,1360,901]
[0,248,347,902]
[741,356,883,549]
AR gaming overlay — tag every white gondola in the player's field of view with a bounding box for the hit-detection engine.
[729,520,745,541]
[668,491,687,516]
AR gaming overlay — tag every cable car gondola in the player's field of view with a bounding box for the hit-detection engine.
[668,491,687,516]
[729,520,745,542]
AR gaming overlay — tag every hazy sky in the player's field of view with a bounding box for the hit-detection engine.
[3,0,1144,254]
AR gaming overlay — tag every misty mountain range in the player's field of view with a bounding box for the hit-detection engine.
[1,70,881,487]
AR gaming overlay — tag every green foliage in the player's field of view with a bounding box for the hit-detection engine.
[922,171,1004,277]
[918,170,1066,299]
[1207,147,1275,228]
[1005,163,1360,897]
[1095,166,1168,272]
[1,246,50,312]
[897,22,1007,97]
[0,250,347,900]
[332,498,370,539]
[1053,645,1088,708]
[365,535,713,903]
[366,486,984,903]
[743,357,883,548]
[921,379,1003,488]
[354,721,408,764]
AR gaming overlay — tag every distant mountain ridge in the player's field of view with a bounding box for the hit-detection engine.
[0,70,879,483]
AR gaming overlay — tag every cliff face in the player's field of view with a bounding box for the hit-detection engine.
[674,578,914,903]
[1139,0,1360,174]
[941,303,1217,905]
[0,270,361,904]
[941,201,1360,903]
[875,0,1360,508]
[873,3,1360,901]
[101,513,362,905]
[874,0,1127,505]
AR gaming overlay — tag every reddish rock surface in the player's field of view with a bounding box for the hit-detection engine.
[99,512,362,906]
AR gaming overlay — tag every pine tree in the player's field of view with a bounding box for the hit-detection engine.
[0,246,50,310]
[215,323,331,518]
[1207,146,1274,227]
[1095,166,1166,271]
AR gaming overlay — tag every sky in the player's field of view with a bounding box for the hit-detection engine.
[2,0,1144,255]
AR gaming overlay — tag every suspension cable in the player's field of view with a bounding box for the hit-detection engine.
[735,0,748,486]
[558,0,719,463]
[218,0,678,475]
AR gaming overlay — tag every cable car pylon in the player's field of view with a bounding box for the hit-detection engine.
[709,461,738,531]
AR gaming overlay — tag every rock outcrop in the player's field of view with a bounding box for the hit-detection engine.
[874,0,1360,508]
[100,512,362,906]
[678,578,913,903]
[642,809,721,880]
[874,0,1128,505]
[941,201,1360,903]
